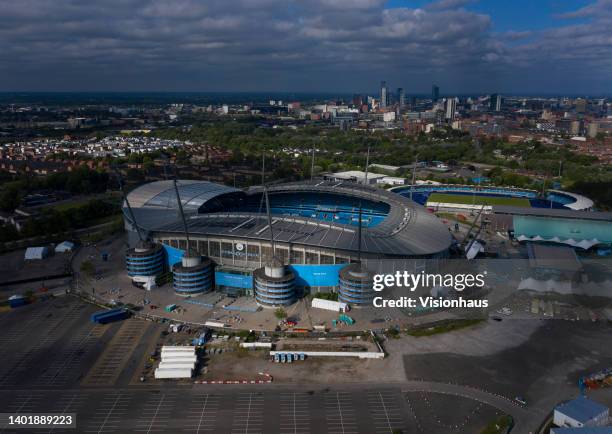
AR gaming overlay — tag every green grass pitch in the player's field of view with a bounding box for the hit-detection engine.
[427,193,531,207]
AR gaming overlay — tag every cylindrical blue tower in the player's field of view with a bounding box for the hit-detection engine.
[172,255,214,296]
[125,241,164,277]
[254,260,296,307]
[338,263,375,306]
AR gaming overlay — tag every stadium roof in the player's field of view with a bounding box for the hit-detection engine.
[548,189,594,211]
[126,180,239,211]
[125,180,452,257]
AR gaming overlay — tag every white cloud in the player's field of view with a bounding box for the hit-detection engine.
[0,0,609,93]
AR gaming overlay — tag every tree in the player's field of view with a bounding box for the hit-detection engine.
[80,260,95,277]
[274,308,287,320]
[0,185,22,211]
[127,168,144,182]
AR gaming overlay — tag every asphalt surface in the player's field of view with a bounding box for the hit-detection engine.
[0,384,531,434]
[0,295,595,433]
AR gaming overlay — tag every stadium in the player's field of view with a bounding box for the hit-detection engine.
[123,179,452,300]
[393,184,594,211]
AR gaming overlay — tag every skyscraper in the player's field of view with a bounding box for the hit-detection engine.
[432,84,440,102]
[380,81,388,108]
[445,98,457,120]
[490,94,502,112]
[397,88,405,108]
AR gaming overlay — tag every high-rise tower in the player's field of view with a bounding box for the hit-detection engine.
[432,84,440,102]
[380,81,388,108]
[397,88,405,108]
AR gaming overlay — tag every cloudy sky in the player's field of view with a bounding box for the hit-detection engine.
[1,0,611,94]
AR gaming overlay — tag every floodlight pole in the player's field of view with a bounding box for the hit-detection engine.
[357,145,370,264]
[114,168,144,243]
[310,147,316,181]
[410,153,419,201]
[173,179,191,253]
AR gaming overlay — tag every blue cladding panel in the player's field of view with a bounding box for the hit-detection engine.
[161,244,345,289]
[289,264,346,287]
[163,244,184,267]
[215,272,253,289]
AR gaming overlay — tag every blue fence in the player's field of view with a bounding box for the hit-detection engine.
[183,299,216,308]
[223,304,260,313]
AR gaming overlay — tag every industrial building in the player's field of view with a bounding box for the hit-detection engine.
[122,179,452,303]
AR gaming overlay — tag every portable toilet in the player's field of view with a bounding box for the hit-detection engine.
[300,353,305,361]
[287,353,293,363]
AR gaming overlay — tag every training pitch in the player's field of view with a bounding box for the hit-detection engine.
[427,193,531,207]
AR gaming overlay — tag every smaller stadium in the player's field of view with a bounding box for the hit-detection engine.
[393,184,594,211]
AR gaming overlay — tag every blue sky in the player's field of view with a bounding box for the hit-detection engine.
[386,0,593,31]
[0,0,610,94]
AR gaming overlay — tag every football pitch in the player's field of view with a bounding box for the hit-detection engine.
[427,192,531,207]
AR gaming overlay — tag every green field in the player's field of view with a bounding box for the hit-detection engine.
[427,193,531,207]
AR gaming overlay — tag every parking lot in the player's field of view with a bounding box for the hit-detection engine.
[0,298,99,388]
[0,295,165,390]
[0,386,461,434]
[2,291,610,433]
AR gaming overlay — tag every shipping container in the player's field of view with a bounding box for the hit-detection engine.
[160,349,195,354]
[161,353,198,362]
[311,298,348,312]
[205,321,230,328]
[158,362,196,370]
[95,309,130,324]
[90,308,123,323]
[154,368,192,379]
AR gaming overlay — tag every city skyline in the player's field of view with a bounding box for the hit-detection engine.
[1,0,611,94]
